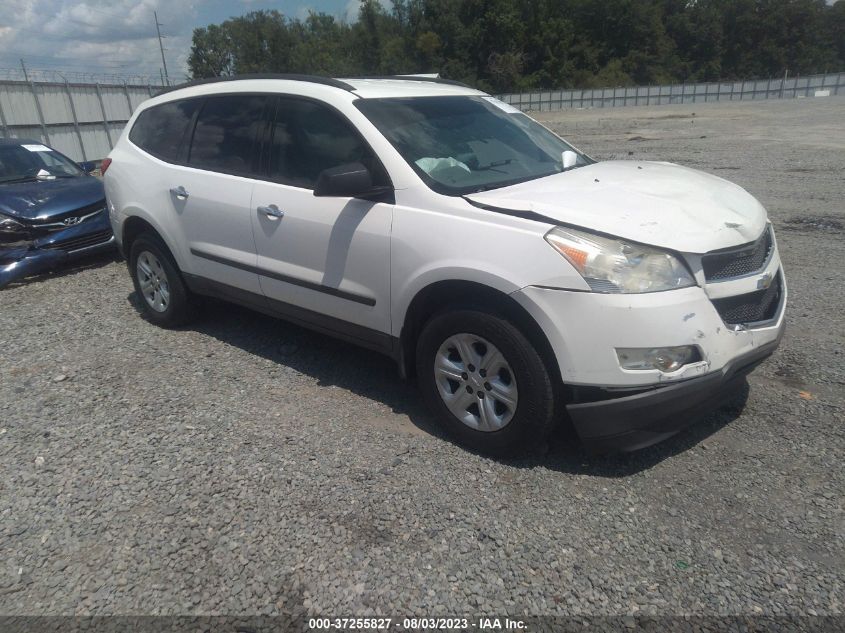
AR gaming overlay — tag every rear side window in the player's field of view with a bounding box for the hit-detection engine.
[269,98,389,189]
[129,100,199,162]
[187,95,267,175]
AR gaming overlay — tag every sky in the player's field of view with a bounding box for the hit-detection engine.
[0,0,839,84]
[0,0,374,83]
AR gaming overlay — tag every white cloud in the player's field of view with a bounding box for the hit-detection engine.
[296,5,315,21]
[342,0,393,23]
[0,0,202,82]
[343,0,360,22]
[0,0,396,83]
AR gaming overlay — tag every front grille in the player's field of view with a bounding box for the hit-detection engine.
[41,229,112,252]
[31,201,106,228]
[711,271,783,326]
[702,226,773,281]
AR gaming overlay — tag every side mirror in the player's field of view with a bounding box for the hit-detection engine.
[79,161,96,174]
[562,150,579,170]
[314,163,391,199]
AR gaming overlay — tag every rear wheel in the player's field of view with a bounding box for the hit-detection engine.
[416,309,556,456]
[129,233,196,327]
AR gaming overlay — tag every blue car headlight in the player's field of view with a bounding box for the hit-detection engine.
[0,214,26,234]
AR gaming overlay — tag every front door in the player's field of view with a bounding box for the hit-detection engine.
[250,96,393,343]
[173,94,268,294]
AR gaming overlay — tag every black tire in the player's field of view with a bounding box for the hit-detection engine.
[128,232,196,328]
[416,309,556,457]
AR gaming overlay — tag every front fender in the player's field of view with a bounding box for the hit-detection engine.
[391,262,523,337]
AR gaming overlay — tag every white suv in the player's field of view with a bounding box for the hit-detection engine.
[104,75,786,455]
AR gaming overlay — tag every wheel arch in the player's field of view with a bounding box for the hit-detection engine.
[121,214,183,269]
[398,279,562,387]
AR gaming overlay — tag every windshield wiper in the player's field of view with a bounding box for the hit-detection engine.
[467,169,561,195]
[475,158,514,171]
[469,182,508,193]
[0,176,38,184]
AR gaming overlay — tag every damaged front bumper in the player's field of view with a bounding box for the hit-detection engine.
[567,322,785,453]
[511,270,786,453]
[0,210,114,288]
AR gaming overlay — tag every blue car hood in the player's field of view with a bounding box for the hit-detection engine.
[0,176,105,221]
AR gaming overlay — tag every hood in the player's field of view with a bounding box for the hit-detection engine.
[465,161,768,253]
[0,176,105,221]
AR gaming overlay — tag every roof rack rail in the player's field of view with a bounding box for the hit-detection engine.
[155,73,355,96]
[348,75,471,89]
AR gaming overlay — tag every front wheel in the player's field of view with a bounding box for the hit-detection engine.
[416,309,556,456]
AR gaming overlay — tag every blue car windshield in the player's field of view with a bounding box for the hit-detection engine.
[355,95,592,196]
[0,144,84,183]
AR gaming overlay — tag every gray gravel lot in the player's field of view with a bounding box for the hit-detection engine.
[1,98,843,622]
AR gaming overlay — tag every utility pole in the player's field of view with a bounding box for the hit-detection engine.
[154,11,170,86]
[20,59,29,82]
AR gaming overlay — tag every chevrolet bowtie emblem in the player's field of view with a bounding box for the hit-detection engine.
[757,272,773,290]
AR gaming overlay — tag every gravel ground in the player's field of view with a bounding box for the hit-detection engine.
[1,98,843,625]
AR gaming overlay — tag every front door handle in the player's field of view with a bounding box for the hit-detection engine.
[258,204,284,220]
[170,186,189,200]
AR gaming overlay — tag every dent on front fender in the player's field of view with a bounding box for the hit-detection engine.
[0,248,69,289]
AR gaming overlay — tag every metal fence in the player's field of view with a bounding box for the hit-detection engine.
[0,80,160,162]
[498,71,844,112]
[1,71,843,162]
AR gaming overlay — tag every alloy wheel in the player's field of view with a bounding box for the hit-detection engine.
[433,333,519,432]
[136,250,171,313]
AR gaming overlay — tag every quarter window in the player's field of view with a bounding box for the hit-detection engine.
[188,95,267,175]
[129,99,200,162]
[269,98,388,189]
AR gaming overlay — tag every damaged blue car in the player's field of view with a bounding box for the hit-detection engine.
[0,138,114,288]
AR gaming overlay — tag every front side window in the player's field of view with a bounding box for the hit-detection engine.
[356,96,591,196]
[188,95,268,175]
[269,98,388,190]
[0,143,84,182]
[129,99,200,162]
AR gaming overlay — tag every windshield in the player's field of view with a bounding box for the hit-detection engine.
[356,96,591,196]
[0,143,84,183]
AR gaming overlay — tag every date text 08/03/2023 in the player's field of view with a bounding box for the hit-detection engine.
[308,617,527,630]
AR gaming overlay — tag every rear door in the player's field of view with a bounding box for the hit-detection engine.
[171,94,268,293]
[249,96,393,342]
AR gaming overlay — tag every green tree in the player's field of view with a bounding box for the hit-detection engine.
[188,24,234,78]
[188,0,845,92]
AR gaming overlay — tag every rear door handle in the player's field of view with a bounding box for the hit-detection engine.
[258,204,284,220]
[170,186,189,200]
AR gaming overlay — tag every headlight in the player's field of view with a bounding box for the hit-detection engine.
[0,215,26,234]
[544,226,695,293]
